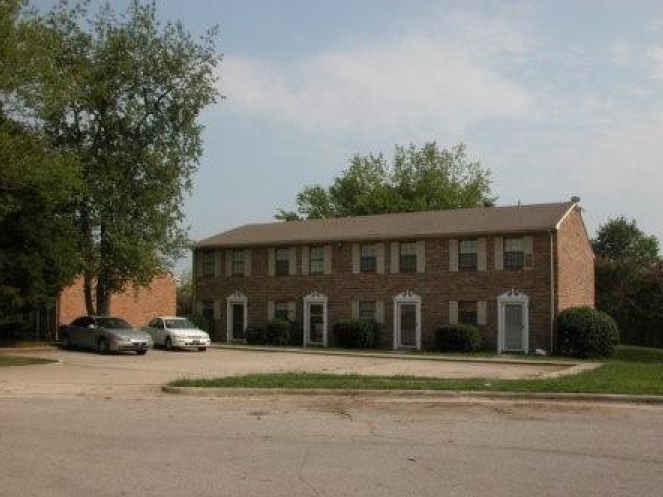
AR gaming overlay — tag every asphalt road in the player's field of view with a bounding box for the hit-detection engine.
[1,394,662,497]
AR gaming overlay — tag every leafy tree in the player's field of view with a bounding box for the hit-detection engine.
[277,142,494,220]
[0,0,81,321]
[176,270,192,316]
[15,0,220,314]
[592,217,660,267]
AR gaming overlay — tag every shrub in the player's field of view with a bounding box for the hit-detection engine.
[435,324,482,353]
[266,319,291,346]
[333,319,381,349]
[557,306,620,358]
[288,320,303,346]
[185,314,208,332]
[246,326,267,345]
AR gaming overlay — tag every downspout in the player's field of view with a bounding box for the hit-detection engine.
[191,247,196,315]
[549,229,556,354]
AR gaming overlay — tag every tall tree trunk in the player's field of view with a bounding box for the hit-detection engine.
[83,271,95,315]
[95,275,110,316]
[80,205,96,315]
[95,224,111,315]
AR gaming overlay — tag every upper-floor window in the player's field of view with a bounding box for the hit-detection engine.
[231,250,245,276]
[399,242,417,273]
[504,237,525,270]
[274,302,290,321]
[360,244,377,273]
[309,247,325,275]
[203,250,215,277]
[359,301,376,321]
[275,248,290,276]
[459,239,478,271]
[459,301,478,325]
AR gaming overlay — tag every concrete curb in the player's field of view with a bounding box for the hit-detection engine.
[162,386,663,405]
[210,344,577,368]
[0,345,59,353]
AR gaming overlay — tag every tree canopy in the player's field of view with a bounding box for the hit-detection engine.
[593,217,660,267]
[277,142,494,220]
[10,0,220,314]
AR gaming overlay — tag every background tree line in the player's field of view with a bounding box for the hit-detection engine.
[0,0,219,328]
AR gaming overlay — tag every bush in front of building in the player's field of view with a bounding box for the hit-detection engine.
[266,319,291,346]
[246,326,267,345]
[557,306,620,358]
[186,314,208,333]
[435,324,482,353]
[288,321,303,346]
[333,319,381,349]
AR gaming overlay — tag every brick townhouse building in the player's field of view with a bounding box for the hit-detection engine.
[193,200,594,354]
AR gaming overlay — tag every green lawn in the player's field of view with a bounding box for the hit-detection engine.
[0,355,56,367]
[170,345,663,396]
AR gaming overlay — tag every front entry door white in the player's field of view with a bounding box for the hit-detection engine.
[399,304,418,347]
[504,303,524,351]
[393,291,422,350]
[303,292,328,346]
[226,291,248,342]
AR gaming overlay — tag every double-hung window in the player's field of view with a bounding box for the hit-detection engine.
[309,247,325,275]
[202,251,215,277]
[504,237,525,270]
[399,242,417,273]
[459,301,478,325]
[274,302,290,321]
[275,248,290,276]
[360,244,377,273]
[358,301,377,321]
[231,250,245,276]
[459,239,478,271]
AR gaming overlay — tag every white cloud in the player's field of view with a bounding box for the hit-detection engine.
[648,45,663,82]
[220,7,535,137]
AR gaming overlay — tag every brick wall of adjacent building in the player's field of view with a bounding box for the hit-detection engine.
[58,274,176,327]
[556,207,595,311]
[195,232,560,352]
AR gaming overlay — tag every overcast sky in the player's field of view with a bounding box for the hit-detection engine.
[45,1,663,269]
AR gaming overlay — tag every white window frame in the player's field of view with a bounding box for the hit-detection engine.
[303,291,328,347]
[226,291,248,342]
[497,289,530,353]
[393,291,422,350]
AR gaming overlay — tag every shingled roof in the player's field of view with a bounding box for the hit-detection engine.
[196,201,576,248]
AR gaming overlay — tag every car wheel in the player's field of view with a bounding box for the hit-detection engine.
[136,350,147,356]
[198,347,206,352]
[98,337,110,355]
[61,334,70,350]
[165,336,173,351]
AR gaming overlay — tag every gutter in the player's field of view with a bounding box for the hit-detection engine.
[549,228,556,354]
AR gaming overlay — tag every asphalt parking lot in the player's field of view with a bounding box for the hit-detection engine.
[0,347,570,397]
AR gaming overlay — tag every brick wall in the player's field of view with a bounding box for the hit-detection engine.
[556,207,595,311]
[195,233,557,352]
[58,274,176,327]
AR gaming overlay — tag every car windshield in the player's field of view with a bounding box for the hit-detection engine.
[165,318,196,329]
[95,317,132,329]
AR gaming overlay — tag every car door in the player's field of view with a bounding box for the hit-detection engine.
[68,317,86,347]
[155,319,166,346]
[145,319,158,344]
[81,317,98,350]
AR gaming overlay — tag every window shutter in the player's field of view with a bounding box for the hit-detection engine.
[215,250,223,277]
[244,249,252,276]
[375,300,384,324]
[524,236,534,270]
[289,247,297,275]
[301,246,310,276]
[268,248,275,276]
[477,301,487,325]
[195,300,203,315]
[267,300,275,321]
[376,243,385,274]
[390,242,400,273]
[324,245,332,275]
[448,301,459,324]
[195,252,203,278]
[213,300,221,320]
[494,237,504,270]
[416,240,426,273]
[449,239,458,272]
[225,250,232,276]
[352,243,360,274]
[477,238,487,271]
[287,301,297,321]
[351,300,359,319]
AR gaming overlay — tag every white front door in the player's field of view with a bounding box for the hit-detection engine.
[226,292,248,342]
[303,292,328,346]
[393,291,422,350]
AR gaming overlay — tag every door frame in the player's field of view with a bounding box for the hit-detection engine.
[303,292,328,347]
[226,291,248,342]
[497,289,529,353]
[393,291,422,350]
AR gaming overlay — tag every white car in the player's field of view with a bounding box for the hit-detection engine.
[144,316,211,351]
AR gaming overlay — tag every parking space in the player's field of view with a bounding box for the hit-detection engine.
[0,347,571,398]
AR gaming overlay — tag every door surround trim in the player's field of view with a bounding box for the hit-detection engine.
[393,290,422,351]
[497,289,529,353]
[226,291,248,342]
